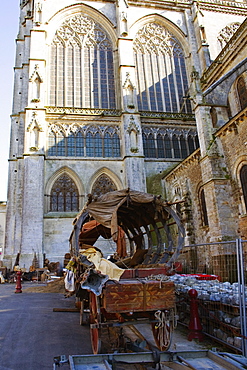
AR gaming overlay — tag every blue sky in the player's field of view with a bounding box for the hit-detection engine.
[0,1,20,201]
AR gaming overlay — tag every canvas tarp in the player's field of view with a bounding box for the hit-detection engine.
[85,189,168,242]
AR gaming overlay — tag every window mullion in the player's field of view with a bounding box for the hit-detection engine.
[143,54,151,111]
[56,45,59,106]
[73,46,76,107]
[81,47,85,107]
[151,53,158,111]
[90,48,94,108]
[105,49,110,109]
[135,53,142,109]
[97,47,102,108]
[157,54,166,112]
[171,55,180,112]
[64,45,68,107]
[165,54,172,112]
[179,58,186,112]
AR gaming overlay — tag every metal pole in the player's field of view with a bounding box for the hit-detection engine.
[236,238,247,357]
[239,239,247,357]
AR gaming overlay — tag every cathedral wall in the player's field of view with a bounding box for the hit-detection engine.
[163,151,204,245]
[43,216,73,266]
[44,159,124,199]
[216,112,247,238]
[0,203,6,261]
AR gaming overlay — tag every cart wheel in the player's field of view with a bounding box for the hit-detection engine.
[152,310,172,351]
[89,292,101,354]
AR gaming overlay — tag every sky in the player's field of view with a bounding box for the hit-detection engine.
[0,1,20,201]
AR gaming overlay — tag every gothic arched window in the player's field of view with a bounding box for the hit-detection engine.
[49,14,116,109]
[133,23,191,113]
[57,132,66,156]
[172,135,180,158]
[164,134,172,158]
[157,134,165,158]
[91,174,117,197]
[86,131,103,157]
[240,165,247,211]
[237,77,247,110]
[112,133,121,157]
[86,132,94,157]
[143,133,156,158]
[188,135,195,154]
[67,134,76,156]
[48,131,56,156]
[180,135,187,158]
[76,132,84,157]
[48,125,120,158]
[50,175,79,212]
[200,188,208,226]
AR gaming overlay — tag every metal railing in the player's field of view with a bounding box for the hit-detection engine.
[176,239,247,356]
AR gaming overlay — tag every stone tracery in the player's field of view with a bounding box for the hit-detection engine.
[133,22,191,113]
[49,14,115,109]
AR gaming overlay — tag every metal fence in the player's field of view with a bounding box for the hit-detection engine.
[176,239,247,356]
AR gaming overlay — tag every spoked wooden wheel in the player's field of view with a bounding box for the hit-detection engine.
[152,310,172,351]
[89,292,102,354]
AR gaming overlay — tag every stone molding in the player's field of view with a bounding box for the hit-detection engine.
[164,148,201,180]
[140,111,195,121]
[215,106,247,137]
[128,0,247,14]
[45,107,122,116]
[201,19,247,89]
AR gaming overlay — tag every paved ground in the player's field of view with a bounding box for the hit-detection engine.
[0,282,91,370]
[0,281,225,370]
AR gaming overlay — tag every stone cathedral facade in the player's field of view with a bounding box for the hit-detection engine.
[3,0,247,269]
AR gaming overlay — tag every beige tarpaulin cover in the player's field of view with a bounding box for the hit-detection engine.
[81,248,124,281]
[85,189,162,242]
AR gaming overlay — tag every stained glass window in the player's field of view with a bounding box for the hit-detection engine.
[91,174,117,197]
[134,23,191,113]
[76,132,84,157]
[47,125,120,158]
[50,175,79,212]
[142,129,198,159]
[237,77,247,110]
[49,14,116,109]
[200,188,208,226]
[240,165,247,212]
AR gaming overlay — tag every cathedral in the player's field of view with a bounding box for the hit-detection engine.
[3,0,247,269]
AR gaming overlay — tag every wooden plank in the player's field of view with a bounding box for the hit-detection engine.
[53,308,80,312]
[145,280,175,310]
[208,351,244,370]
[177,355,239,370]
[102,279,175,313]
[102,280,144,312]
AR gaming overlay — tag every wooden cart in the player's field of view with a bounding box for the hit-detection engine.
[69,189,185,354]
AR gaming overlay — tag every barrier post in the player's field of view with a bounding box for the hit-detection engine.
[188,288,204,341]
[15,270,22,293]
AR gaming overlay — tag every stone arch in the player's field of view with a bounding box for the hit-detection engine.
[131,15,191,113]
[129,14,189,57]
[46,3,117,46]
[233,156,247,215]
[228,71,247,117]
[197,183,209,228]
[46,5,118,109]
[45,166,84,213]
[89,168,123,197]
